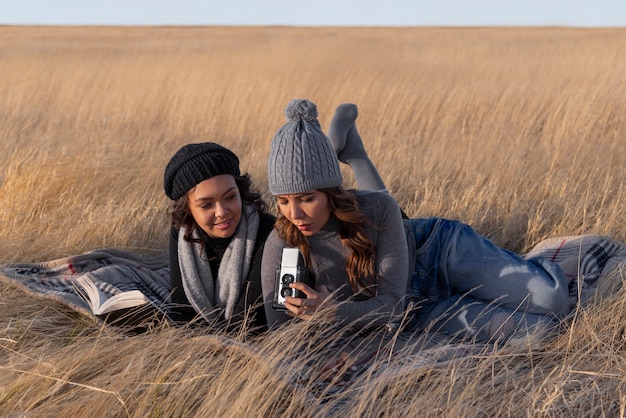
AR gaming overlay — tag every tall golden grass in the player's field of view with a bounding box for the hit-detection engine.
[1,25,626,416]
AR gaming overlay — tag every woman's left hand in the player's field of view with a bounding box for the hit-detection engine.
[283,284,335,321]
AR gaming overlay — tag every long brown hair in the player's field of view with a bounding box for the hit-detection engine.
[274,186,377,295]
[168,173,266,244]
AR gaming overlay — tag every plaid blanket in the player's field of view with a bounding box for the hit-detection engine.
[0,248,171,321]
[1,234,625,324]
[523,234,626,307]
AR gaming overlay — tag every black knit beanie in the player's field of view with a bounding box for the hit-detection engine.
[163,142,240,200]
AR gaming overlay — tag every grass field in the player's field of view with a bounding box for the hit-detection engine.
[1,25,626,416]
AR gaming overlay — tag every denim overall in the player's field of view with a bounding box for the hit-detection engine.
[404,217,570,341]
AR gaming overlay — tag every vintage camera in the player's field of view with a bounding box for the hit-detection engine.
[273,247,314,310]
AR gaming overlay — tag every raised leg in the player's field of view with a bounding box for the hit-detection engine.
[327,103,387,192]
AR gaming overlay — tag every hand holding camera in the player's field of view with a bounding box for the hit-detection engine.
[273,248,336,320]
[273,248,314,311]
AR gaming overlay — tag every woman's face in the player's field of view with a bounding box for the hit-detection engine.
[187,174,242,238]
[276,190,331,236]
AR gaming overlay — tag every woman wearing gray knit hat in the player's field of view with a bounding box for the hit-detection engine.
[164,142,276,331]
[262,99,570,342]
[263,99,411,331]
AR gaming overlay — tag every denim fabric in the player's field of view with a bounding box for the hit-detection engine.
[405,217,570,341]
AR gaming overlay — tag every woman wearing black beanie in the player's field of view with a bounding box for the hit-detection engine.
[163,142,275,332]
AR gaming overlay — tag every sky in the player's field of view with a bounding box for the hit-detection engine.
[1,0,625,27]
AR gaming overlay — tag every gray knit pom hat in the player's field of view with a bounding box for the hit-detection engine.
[164,142,240,200]
[268,99,342,195]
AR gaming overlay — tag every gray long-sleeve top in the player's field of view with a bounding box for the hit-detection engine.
[261,190,409,329]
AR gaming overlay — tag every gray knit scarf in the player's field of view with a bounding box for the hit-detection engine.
[177,204,259,322]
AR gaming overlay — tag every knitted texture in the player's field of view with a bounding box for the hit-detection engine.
[268,99,342,195]
[164,142,240,200]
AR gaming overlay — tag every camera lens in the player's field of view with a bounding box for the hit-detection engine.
[280,287,292,298]
[281,274,295,285]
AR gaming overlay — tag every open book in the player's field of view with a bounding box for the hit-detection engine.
[72,275,169,331]
[73,275,150,315]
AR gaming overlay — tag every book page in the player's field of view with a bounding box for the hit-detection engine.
[74,276,149,315]
[98,290,149,314]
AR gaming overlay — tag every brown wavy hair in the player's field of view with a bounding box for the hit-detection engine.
[274,187,377,295]
[168,173,266,244]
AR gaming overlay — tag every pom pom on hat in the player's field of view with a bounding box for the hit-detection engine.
[285,98,319,122]
[164,142,240,200]
[267,99,342,195]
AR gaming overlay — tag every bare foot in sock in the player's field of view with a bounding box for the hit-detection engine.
[327,103,358,156]
[340,124,369,164]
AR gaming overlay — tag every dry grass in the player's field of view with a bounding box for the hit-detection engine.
[1,25,626,416]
